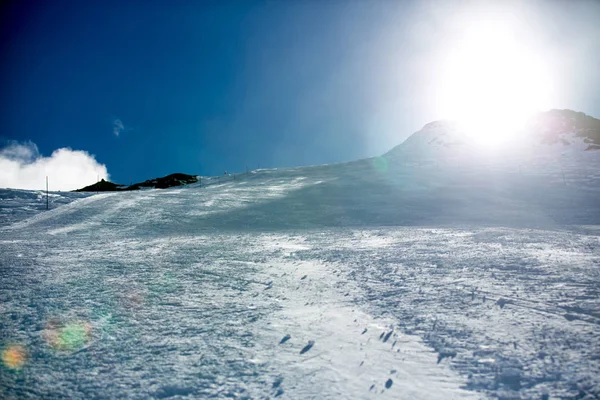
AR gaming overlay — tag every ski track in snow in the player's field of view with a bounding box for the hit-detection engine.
[1,159,600,399]
[0,230,477,399]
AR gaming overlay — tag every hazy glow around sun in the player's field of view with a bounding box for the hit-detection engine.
[435,18,556,147]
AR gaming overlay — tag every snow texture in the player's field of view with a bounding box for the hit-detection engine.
[1,127,599,399]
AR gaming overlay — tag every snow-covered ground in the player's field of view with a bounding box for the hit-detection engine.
[1,137,600,398]
[0,189,92,227]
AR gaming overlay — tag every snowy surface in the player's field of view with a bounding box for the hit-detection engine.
[1,136,600,398]
[0,189,91,227]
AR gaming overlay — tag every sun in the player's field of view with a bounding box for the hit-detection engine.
[435,20,554,148]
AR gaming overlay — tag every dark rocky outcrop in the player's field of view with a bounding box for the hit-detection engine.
[75,179,128,192]
[75,173,198,192]
[128,173,198,190]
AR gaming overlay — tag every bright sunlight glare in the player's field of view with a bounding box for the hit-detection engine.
[436,19,555,148]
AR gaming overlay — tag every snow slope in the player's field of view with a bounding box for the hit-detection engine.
[1,122,599,399]
[0,189,91,227]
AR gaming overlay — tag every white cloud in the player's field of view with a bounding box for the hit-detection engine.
[0,141,109,191]
[113,118,125,136]
[112,118,136,137]
[112,118,134,137]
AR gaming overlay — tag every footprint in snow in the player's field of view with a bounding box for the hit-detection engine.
[279,334,291,344]
[300,340,314,354]
[383,331,393,343]
[272,377,284,388]
[496,298,509,308]
[563,313,578,321]
[385,378,393,389]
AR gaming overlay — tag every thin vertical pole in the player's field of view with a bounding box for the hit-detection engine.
[46,176,49,210]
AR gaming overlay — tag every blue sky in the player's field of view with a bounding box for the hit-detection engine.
[1,0,599,188]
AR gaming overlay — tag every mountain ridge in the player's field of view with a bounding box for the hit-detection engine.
[74,109,600,193]
[388,109,600,158]
[75,173,198,192]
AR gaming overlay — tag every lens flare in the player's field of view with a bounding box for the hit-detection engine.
[43,319,92,352]
[2,344,27,370]
[372,156,389,173]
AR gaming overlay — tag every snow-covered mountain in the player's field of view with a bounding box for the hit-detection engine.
[387,109,600,160]
[529,109,600,150]
[1,111,599,399]
[3,111,600,229]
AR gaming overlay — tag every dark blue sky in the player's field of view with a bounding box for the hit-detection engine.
[1,0,599,185]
